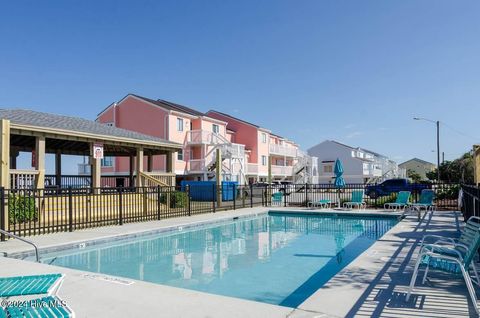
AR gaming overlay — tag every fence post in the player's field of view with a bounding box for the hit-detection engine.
[284,185,287,207]
[305,183,308,207]
[250,183,253,208]
[233,184,236,210]
[68,186,73,232]
[374,182,377,209]
[187,185,191,216]
[212,184,216,213]
[157,185,161,220]
[0,187,5,241]
[119,188,123,225]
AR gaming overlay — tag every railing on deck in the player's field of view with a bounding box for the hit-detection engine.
[10,170,39,189]
[0,182,464,239]
[139,172,175,187]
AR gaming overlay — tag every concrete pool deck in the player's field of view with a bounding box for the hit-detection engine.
[0,207,478,317]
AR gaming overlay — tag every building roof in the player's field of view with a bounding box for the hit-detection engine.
[131,94,205,117]
[207,110,261,128]
[0,108,181,148]
[399,158,435,166]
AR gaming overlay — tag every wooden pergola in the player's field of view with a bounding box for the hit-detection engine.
[0,109,183,190]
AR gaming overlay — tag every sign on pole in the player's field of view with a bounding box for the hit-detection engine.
[93,143,104,160]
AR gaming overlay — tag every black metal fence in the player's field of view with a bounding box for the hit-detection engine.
[460,184,480,221]
[0,182,462,239]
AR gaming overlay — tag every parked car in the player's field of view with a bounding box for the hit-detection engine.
[365,179,431,199]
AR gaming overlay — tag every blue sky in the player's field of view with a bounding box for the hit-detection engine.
[1,1,479,173]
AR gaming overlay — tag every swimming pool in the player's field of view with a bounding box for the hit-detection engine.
[39,212,398,307]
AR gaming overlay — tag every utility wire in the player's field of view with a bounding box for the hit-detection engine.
[441,121,480,142]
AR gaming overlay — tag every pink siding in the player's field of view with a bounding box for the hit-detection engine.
[206,112,259,163]
[97,95,171,174]
[257,131,269,175]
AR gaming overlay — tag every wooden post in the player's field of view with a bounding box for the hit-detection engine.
[267,156,272,205]
[474,145,480,185]
[35,136,45,189]
[0,119,10,190]
[166,151,176,186]
[129,155,134,187]
[216,148,222,208]
[268,156,272,184]
[147,154,153,172]
[0,120,10,234]
[90,142,101,192]
[136,148,144,187]
[10,150,18,170]
[55,150,62,188]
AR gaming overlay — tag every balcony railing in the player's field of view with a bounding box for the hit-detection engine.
[186,130,231,145]
[188,159,207,172]
[246,163,258,174]
[271,165,293,176]
[269,144,297,157]
[224,143,245,159]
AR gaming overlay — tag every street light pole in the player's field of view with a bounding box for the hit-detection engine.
[436,120,440,182]
[413,117,441,182]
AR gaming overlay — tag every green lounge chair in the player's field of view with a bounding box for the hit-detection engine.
[272,192,283,206]
[384,191,411,211]
[0,274,74,318]
[406,223,480,315]
[343,190,366,210]
[308,199,331,209]
[1,296,74,318]
[408,189,435,212]
[0,274,64,297]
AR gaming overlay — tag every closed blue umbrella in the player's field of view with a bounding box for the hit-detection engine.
[334,159,346,188]
[333,158,345,208]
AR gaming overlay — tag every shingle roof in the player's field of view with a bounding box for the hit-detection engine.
[207,110,260,128]
[0,108,181,146]
[131,94,205,116]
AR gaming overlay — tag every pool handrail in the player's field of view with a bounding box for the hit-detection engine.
[0,229,40,262]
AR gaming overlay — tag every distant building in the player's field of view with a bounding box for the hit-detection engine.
[399,158,436,180]
[307,140,403,184]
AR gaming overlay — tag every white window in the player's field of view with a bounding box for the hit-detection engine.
[261,155,267,166]
[212,124,219,134]
[177,118,184,131]
[177,150,183,161]
[101,156,114,167]
[323,165,333,173]
[261,133,267,143]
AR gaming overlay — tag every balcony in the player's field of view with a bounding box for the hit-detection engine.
[271,165,293,176]
[186,130,230,145]
[187,159,207,173]
[223,143,245,159]
[246,163,259,174]
[269,144,297,157]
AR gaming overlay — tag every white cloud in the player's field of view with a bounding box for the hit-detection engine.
[345,131,363,139]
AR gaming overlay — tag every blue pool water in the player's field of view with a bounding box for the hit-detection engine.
[40,212,397,307]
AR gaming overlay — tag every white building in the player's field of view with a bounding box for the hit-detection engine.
[307,140,403,184]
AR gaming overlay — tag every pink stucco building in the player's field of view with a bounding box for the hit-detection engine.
[97,94,316,184]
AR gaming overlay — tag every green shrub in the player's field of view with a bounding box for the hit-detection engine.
[435,185,460,200]
[160,191,188,208]
[9,195,37,223]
